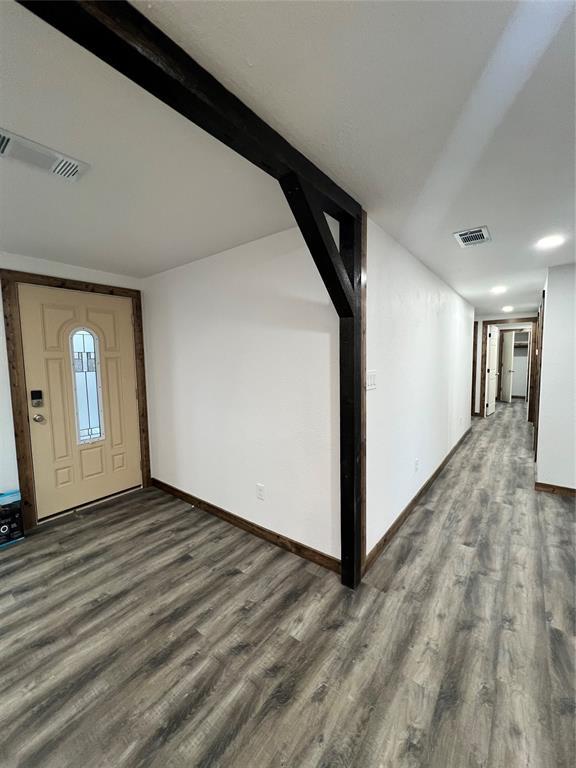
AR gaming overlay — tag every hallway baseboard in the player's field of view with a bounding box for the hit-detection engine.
[150,478,341,574]
[535,481,576,497]
[363,426,472,575]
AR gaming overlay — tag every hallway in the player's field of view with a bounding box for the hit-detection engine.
[0,402,573,768]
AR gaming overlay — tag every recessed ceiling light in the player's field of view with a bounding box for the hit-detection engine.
[502,305,514,313]
[491,286,507,295]
[535,234,566,250]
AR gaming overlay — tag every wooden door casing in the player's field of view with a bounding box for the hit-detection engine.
[1,269,150,529]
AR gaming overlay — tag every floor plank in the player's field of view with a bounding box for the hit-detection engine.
[0,401,573,767]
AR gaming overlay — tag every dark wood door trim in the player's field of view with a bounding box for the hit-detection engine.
[0,268,151,530]
[359,212,367,572]
[481,317,538,325]
[479,317,537,419]
[471,321,478,415]
[497,331,504,401]
[16,1,367,587]
[532,292,545,455]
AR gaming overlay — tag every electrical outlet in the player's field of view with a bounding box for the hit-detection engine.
[414,458,420,473]
[256,483,265,501]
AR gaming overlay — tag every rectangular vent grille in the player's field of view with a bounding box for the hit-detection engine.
[0,127,89,181]
[453,226,491,248]
[53,158,80,179]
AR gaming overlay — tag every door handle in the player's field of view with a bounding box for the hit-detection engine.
[32,414,46,423]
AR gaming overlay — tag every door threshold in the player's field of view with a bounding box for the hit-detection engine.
[39,486,142,524]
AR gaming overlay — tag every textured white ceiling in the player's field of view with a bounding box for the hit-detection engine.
[1,1,574,311]
[136,0,575,313]
[0,2,293,277]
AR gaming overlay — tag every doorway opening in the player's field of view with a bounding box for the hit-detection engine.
[476,316,539,424]
[506,330,530,403]
[495,327,532,404]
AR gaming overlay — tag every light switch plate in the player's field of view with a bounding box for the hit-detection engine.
[366,370,377,390]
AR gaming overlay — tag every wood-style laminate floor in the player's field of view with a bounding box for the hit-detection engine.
[1,401,574,768]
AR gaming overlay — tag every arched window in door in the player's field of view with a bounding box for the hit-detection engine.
[70,328,104,444]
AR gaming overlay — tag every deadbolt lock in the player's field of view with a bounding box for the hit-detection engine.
[31,389,44,407]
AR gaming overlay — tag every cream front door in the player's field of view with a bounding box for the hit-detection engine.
[18,284,142,519]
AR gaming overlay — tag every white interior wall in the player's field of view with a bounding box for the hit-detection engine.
[0,251,141,494]
[537,263,575,489]
[366,220,474,553]
[142,228,341,557]
[0,230,497,558]
[0,290,18,492]
[145,219,476,560]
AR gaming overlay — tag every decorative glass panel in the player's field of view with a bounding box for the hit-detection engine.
[70,329,104,444]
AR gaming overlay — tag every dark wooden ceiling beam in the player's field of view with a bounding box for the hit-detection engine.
[280,173,355,318]
[18,0,361,220]
[17,0,366,589]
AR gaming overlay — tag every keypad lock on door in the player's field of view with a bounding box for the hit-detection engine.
[30,390,43,407]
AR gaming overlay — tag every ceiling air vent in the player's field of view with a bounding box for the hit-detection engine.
[52,158,81,179]
[0,133,11,155]
[453,226,491,248]
[0,127,89,182]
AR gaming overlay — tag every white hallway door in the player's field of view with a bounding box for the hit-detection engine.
[486,325,500,416]
[500,331,515,403]
[18,284,142,519]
